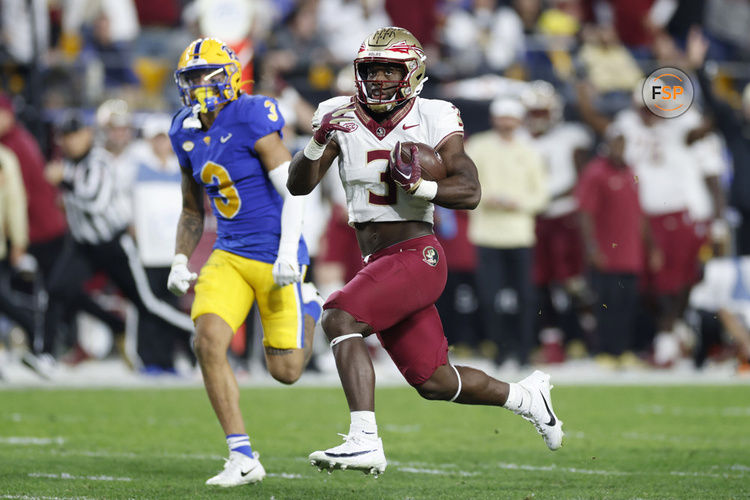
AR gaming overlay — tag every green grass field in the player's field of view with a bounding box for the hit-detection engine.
[1,385,748,499]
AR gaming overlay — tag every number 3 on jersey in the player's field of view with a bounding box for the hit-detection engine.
[201,161,241,218]
[367,150,397,205]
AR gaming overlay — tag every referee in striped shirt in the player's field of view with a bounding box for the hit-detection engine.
[43,112,193,365]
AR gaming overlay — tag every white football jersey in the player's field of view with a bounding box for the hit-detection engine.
[314,96,464,225]
[614,108,700,215]
[684,132,727,221]
[532,122,592,217]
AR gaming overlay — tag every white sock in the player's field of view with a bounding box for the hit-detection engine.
[503,383,531,414]
[349,410,377,437]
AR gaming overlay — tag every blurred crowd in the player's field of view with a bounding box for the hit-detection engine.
[2,0,750,380]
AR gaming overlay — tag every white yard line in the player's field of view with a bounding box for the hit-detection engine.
[496,462,630,476]
[636,404,750,417]
[398,467,479,477]
[27,473,131,482]
[0,437,65,446]
[48,449,222,461]
[1,496,98,500]
[392,460,748,479]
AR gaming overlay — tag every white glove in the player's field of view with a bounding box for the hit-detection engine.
[272,253,301,287]
[167,254,197,296]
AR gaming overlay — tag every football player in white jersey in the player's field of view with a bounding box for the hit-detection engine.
[523,81,595,360]
[289,27,564,475]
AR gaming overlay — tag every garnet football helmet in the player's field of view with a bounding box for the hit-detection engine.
[175,37,242,113]
[354,27,427,113]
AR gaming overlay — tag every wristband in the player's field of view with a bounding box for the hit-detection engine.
[411,180,438,200]
[172,253,188,267]
[303,137,326,161]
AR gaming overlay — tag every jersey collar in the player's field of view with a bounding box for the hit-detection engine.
[354,98,415,141]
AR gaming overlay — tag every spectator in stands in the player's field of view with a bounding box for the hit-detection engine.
[0,0,50,104]
[263,2,333,94]
[316,0,391,66]
[440,0,525,77]
[514,0,543,32]
[588,0,656,55]
[687,29,750,256]
[62,0,140,46]
[467,97,548,366]
[385,0,440,54]
[577,125,657,367]
[74,6,140,103]
[190,0,257,95]
[577,25,643,94]
[523,81,594,363]
[131,114,193,374]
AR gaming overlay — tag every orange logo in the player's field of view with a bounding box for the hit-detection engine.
[642,67,694,118]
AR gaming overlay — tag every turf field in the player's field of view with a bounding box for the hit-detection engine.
[1,385,748,499]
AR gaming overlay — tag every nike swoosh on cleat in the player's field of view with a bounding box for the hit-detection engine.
[540,391,556,426]
[240,465,258,477]
[324,449,377,458]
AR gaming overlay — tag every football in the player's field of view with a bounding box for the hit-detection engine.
[399,142,447,182]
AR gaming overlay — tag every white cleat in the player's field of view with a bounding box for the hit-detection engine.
[309,433,387,475]
[516,370,564,450]
[205,451,266,487]
[21,352,57,380]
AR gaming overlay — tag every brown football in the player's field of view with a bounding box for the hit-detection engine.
[399,142,447,182]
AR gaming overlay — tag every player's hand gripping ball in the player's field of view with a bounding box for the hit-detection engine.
[389,141,446,193]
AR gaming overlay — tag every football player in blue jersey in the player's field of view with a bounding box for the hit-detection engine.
[166,37,322,487]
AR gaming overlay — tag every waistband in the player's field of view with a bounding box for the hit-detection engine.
[365,233,439,264]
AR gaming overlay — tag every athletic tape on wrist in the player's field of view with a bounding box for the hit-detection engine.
[448,364,462,402]
[330,333,363,348]
[303,138,326,161]
[412,180,438,200]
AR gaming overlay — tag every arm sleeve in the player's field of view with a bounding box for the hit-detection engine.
[268,162,305,260]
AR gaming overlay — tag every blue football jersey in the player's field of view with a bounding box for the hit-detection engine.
[169,94,309,265]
